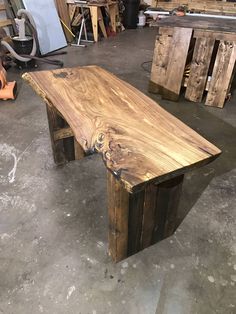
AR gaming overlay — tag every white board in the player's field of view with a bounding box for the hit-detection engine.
[23,0,67,55]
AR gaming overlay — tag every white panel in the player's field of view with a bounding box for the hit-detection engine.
[23,0,67,54]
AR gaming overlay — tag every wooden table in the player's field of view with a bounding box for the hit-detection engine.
[23,66,221,262]
[149,16,236,108]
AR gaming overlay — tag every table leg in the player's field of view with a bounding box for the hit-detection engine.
[98,7,107,38]
[46,104,84,164]
[108,4,117,33]
[107,171,184,262]
[90,6,98,42]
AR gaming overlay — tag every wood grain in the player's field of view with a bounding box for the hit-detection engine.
[23,66,221,193]
[185,36,215,102]
[205,41,236,108]
[162,27,192,101]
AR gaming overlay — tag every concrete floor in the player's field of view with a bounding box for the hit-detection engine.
[0,28,236,314]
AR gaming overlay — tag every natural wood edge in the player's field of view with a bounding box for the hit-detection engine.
[22,72,50,106]
[132,153,221,193]
[23,67,222,195]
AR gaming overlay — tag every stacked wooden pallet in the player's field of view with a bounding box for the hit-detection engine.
[151,0,236,15]
[149,16,236,108]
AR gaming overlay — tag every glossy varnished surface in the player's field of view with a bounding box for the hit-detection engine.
[23,66,221,192]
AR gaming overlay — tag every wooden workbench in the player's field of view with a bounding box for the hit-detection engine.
[23,66,221,262]
[149,16,236,108]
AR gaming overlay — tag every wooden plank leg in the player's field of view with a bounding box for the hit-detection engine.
[90,6,98,42]
[108,171,184,262]
[108,170,129,262]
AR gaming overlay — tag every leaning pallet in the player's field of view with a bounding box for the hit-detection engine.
[149,16,236,108]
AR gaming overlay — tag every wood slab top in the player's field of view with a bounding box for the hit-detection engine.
[151,16,236,34]
[23,66,221,192]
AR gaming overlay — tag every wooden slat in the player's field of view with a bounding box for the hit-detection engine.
[185,37,215,102]
[46,104,67,165]
[108,171,129,262]
[149,30,173,94]
[0,4,5,10]
[140,183,158,249]
[205,41,236,108]
[162,27,193,101]
[194,29,236,43]
[54,126,73,141]
[127,189,145,255]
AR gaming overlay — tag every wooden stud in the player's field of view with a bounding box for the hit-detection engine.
[205,41,236,108]
[185,37,215,102]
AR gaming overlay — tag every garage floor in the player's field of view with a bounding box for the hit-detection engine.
[0,28,236,314]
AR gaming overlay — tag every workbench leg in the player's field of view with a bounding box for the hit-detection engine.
[90,7,98,42]
[107,171,184,262]
[46,104,84,165]
[108,4,117,33]
[98,8,107,38]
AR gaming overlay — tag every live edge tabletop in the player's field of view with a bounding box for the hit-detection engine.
[23,66,221,262]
